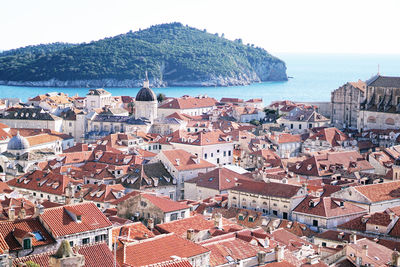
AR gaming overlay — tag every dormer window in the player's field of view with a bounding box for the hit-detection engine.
[23,238,31,249]
[76,215,82,222]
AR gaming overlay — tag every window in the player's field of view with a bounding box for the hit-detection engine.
[299,124,302,129]
[82,238,90,245]
[23,238,31,249]
[217,150,220,153]
[69,241,74,247]
[248,216,254,222]
[238,214,244,220]
[273,210,278,216]
[290,124,293,129]
[313,220,318,227]
[309,123,312,128]
[204,153,207,159]
[33,231,44,241]
[181,211,185,218]
[322,242,327,247]
[223,151,226,157]
[170,213,178,221]
[211,153,214,158]
[169,193,174,200]
[228,150,231,156]
[262,209,268,214]
[217,158,220,164]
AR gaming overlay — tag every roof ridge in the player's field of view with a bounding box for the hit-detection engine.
[125,233,174,247]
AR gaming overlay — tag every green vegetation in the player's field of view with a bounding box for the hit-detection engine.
[0,23,286,83]
[250,119,261,126]
[25,261,40,267]
[157,93,166,103]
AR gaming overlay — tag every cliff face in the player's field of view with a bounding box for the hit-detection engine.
[0,23,287,87]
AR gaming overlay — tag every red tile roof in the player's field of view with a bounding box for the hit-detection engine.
[293,196,367,218]
[12,242,118,267]
[187,168,251,191]
[0,218,55,252]
[231,180,303,199]
[142,194,189,213]
[161,149,215,171]
[117,234,209,266]
[307,127,349,147]
[201,236,270,266]
[353,181,400,202]
[155,214,240,238]
[159,96,217,109]
[40,202,112,237]
[289,151,373,177]
[7,170,76,196]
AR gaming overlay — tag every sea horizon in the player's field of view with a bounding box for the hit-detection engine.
[1,52,400,104]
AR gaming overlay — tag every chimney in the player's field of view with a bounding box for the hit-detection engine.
[175,159,180,166]
[8,207,15,221]
[350,233,357,244]
[214,213,223,230]
[362,244,368,257]
[264,238,270,248]
[392,251,400,267]
[275,245,284,262]
[257,251,266,265]
[147,218,154,230]
[34,203,44,217]
[187,229,195,241]
[19,208,26,219]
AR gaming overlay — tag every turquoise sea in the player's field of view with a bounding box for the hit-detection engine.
[1,53,400,103]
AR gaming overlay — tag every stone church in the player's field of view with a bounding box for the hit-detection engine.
[331,80,366,129]
[358,75,400,131]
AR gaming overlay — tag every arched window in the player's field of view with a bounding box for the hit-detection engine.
[386,118,395,125]
[367,116,376,123]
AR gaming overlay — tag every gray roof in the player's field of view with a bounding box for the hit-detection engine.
[283,109,329,123]
[93,115,147,125]
[2,108,61,121]
[135,86,156,102]
[121,162,176,189]
[367,75,400,88]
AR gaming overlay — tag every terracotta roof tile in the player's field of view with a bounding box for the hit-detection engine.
[142,194,189,213]
[12,242,118,267]
[40,202,112,237]
[162,149,215,171]
[118,234,209,266]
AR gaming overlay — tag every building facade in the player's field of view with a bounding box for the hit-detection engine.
[331,80,366,129]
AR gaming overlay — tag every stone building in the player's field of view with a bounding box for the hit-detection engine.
[358,75,400,131]
[134,75,158,124]
[227,180,307,220]
[331,80,366,129]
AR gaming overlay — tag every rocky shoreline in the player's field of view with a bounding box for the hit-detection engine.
[0,62,287,88]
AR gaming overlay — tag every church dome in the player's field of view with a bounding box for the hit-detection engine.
[135,86,156,102]
[7,132,30,150]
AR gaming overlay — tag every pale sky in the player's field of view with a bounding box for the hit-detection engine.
[1,0,399,54]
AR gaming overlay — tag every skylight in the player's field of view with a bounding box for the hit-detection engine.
[33,231,45,241]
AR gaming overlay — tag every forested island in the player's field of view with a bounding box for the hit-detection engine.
[0,23,287,87]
